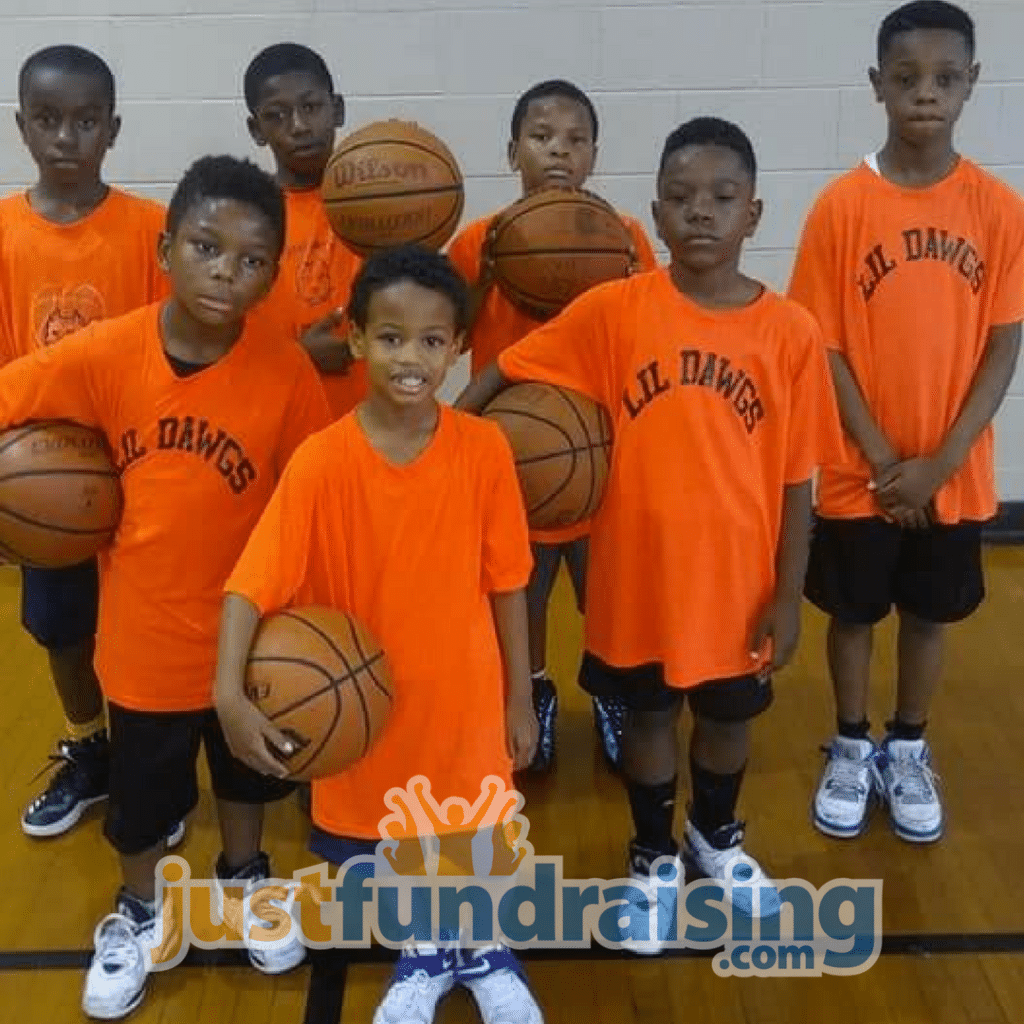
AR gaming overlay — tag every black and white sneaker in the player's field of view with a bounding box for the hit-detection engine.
[527,676,558,772]
[22,731,110,837]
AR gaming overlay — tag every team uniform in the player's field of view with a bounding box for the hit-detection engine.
[0,302,331,853]
[226,406,542,1021]
[789,155,1024,841]
[0,188,167,835]
[257,186,366,419]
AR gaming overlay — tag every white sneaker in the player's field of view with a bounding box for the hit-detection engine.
[374,944,456,1024]
[458,945,543,1024]
[878,737,943,843]
[623,842,683,955]
[82,893,157,1020]
[216,852,306,975]
[813,736,880,838]
[683,820,781,918]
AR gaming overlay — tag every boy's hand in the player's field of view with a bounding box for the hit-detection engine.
[299,308,353,375]
[749,593,801,671]
[216,691,295,779]
[506,693,539,771]
[870,457,944,529]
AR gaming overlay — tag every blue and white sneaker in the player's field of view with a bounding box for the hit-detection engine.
[624,842,683,956]
[592,695,625,770]
[877,737,943,843]
[813,736,881,838]
[527,676,558,772]
[683,820,781,919]
[457,945,544,1024]
[373,944,457,1024]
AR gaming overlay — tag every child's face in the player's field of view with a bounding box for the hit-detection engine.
[16,67,120,185]
[870,29,978,144]
[350,281,462,411]
[158,198,280,328]
[509,96,596,194]
[248,72,343,184]
[652,145,760,274]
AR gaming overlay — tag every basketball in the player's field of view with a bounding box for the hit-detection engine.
[245,606,394,781]
[488,187,636,320]
[0,421,122,568]
[321,119,464,257]
[483,383,612,530]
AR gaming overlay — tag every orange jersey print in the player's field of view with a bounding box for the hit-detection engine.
[258,188,366,419]
[0,303,332,711]
[449,210,657,545]
[788,158,1024,524]
[226,407,532,840]
[499,270,843,689]
[0,189,166,364]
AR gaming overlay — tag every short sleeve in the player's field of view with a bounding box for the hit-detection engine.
[784,313,845,484]
[447,221,485,283]
[479,424,532,594]
[787,192,844,353]
[990,191,1024,326]
[226,438,318,614]
[625,217,659,271]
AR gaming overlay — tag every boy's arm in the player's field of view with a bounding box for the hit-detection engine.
[490,588,537,771]
[455,361,512,413]
[749,479,812,671]
[299,308,354,375]
[214,593,297,778]
[874,321,1022,514]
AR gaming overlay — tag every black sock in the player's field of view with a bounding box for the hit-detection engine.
[886,718,925,741]
[689,757,745,837]
[837,717,871,740]
[626,778,677,855]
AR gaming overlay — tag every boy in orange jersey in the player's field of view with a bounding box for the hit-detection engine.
[0,155,332,1018]
[448,79,658,773]
[459,118,843,952]
[244,42,366,420]
[790,1,1024,845]
[216,246,544,1024]
[1,45,169,840]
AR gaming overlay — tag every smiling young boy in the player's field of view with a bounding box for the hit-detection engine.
[789,0,1024,844]
[0,154,331,1018]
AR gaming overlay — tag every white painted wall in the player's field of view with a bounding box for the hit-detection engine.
[1,1,1022,494]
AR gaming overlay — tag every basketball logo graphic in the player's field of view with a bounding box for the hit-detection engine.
[32,284,105,346]
[294,239,333,307]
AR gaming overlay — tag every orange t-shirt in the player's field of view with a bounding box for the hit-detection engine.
[499,269,843,689]
[0,303,332,711]
[225,406,532,840]
[788,158,1024,524]
[0,188,167,365]
[448,210,658,545]
[257,187,366,419]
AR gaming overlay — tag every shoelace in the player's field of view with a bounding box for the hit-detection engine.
[26,741,87,809]
[890,751,937,804]
[822,745,873,799]
[94,915,141,972]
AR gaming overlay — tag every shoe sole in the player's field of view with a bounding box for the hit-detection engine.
[22,793,108,838]
[248,946,307,975]
[889,814,944,844]
[82,979,146,1020]
[166,821,186,849]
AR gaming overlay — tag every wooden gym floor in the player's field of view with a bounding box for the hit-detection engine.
[1,550,1024,1023]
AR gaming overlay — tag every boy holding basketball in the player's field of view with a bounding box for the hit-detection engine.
[0,45,170,842]
[448,79,658,772]
[244,42,366,419]
[0,155,331,1018]
[459,117,842,949]
[790,0,1024,844]
[216,245,544,1023]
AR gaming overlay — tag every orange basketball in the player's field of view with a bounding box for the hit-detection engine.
[489,187,636,320]
[245,606,394,781]
[0,421,122,568]
[483,384,612,530]
[321,119,464,257]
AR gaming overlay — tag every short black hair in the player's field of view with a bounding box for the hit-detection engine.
[165,155,286,257]
[658,117,757,183]
[19,45,115,112]
[244,43,335,114]
[348,245,469,332]
[510,79,599,142]
[878,1,975,63]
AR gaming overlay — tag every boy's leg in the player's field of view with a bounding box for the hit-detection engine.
[805,517,901,839]
[880,522,984,843]
[524,542,561,771]
[21,562,109,837]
